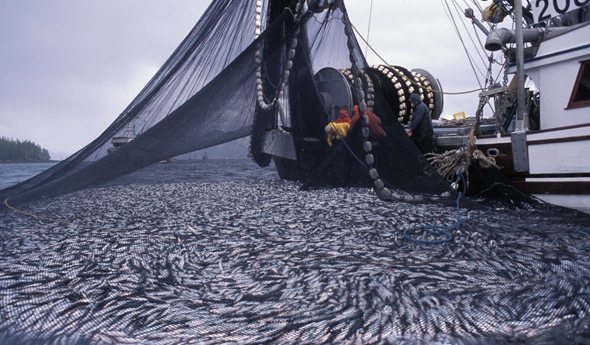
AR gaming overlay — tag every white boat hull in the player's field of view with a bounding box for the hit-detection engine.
[434,122,590,214]
[533,193,590,214]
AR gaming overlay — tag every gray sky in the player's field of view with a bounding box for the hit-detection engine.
[0,0,493,159]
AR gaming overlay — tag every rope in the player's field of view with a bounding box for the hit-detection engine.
[3,198,70,225]
[349,23,483,96]
[365,0,374,57]
[426,93,499,182]
[426,147,499,183]
[326,121,368,169]
[339,137,368,170]
[402,173,488,244]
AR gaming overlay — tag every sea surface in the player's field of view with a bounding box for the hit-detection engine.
[1,159,590,344]
[0,162,59,190]
[0,160,279,191]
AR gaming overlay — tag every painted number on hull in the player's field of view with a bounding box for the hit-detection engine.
[533,0,589,23]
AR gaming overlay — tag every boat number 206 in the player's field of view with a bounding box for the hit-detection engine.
[534,0,589,23]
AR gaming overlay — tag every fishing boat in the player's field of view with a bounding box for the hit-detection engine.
[429,1,590,213]
[3,0,588,212]
[107,124,135,154]
[252,0,590,213]
[107,136,134,154]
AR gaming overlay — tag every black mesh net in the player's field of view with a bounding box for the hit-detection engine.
[0,0,454,207]
[2,2,590,343]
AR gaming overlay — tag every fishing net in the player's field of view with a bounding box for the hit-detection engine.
[0,0,454,207]
[2,2,590,343]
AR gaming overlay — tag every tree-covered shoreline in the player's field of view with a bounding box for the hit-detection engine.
[0,137,51,162]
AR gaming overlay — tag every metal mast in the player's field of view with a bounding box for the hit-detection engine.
[514,0,528,131]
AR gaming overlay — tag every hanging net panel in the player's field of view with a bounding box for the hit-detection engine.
[0,0,451,206]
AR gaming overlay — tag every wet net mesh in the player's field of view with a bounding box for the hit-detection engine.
[0,0,453,206]
[2,2,590,343]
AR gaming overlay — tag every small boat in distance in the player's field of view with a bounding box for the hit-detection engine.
[107,136,134,154]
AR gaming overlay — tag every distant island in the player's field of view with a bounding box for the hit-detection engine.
[0,137,51,162]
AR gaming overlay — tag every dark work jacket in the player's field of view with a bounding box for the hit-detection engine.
[408,101,433,140]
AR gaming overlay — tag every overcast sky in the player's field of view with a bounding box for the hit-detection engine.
[0,0,494,159]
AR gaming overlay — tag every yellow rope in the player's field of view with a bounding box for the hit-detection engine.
[426,147,498,183]
[426,94,499,180]
[3,198,70,225]
[349,23,483,96]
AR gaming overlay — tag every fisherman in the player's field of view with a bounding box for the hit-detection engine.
[350,105,386,138]
[325,109,352,146]
[406,93,434,154]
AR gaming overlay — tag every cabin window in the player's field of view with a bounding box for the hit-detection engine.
[567,60,590,109]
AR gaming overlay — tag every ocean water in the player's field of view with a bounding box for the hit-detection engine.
[0,160,278,191]
[0,162,58,190]
[1,159,590,344]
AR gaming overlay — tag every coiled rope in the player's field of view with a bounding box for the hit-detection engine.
[426,94,499,183]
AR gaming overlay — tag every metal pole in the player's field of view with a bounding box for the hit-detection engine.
[511,0,530,173]
[514,0,528,131]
